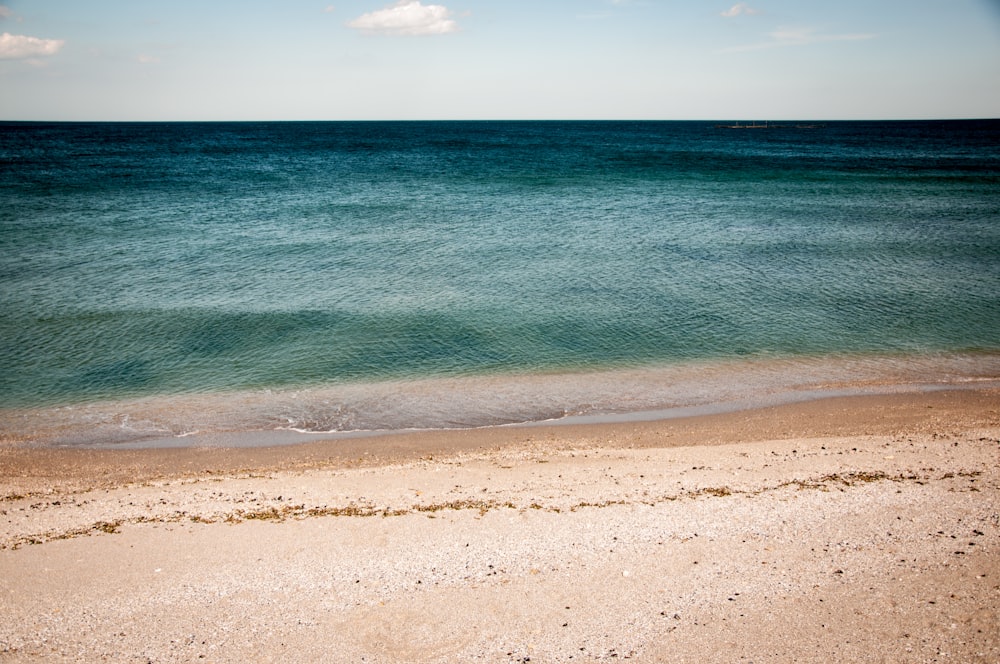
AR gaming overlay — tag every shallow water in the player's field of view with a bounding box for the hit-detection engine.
[2,352,998,448]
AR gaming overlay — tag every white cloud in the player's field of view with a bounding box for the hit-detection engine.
[137,54,161,64]
[323,5,336,13]
[0,6,12,20]
[348,1,458,36]
[721,3,760,18]
[721,27,876,52]
[0,32,65,59]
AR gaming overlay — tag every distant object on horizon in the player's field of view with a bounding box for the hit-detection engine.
[716,121,828,129]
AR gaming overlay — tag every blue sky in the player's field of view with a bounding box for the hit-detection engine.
[1,0,998,120]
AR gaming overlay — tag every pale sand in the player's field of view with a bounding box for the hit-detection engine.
[1,388,998,662]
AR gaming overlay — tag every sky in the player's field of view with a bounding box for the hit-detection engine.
[1,0,999,121]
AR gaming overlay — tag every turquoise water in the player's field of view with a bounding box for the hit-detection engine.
[1,121,999,445]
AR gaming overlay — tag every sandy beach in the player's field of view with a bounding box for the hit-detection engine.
[1,387,998,662]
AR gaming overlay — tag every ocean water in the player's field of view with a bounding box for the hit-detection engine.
[1,120,999,447]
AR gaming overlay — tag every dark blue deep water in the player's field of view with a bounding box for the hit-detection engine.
[2,120,999,444]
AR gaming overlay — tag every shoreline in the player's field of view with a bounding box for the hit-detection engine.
[4,349,1000,452]
[90,378,1000,451]
[2,385,997,493]
[1,386,998,662]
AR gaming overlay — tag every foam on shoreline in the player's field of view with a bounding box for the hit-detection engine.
[2,351,998,449]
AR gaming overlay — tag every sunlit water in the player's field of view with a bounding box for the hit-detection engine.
[2,121,998,446]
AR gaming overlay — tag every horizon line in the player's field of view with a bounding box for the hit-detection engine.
[2,117,999,124]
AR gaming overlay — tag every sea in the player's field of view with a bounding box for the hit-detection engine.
[2,120,999,448]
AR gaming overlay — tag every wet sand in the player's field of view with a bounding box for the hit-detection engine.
[2,388,999,662]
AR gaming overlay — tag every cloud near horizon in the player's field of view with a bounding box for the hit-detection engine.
[0,32,65,59]
[722,26,876,52]
[721,3,760,18]
[348,1,458,36]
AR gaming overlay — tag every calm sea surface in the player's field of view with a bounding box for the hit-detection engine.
[2,121,999,446]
